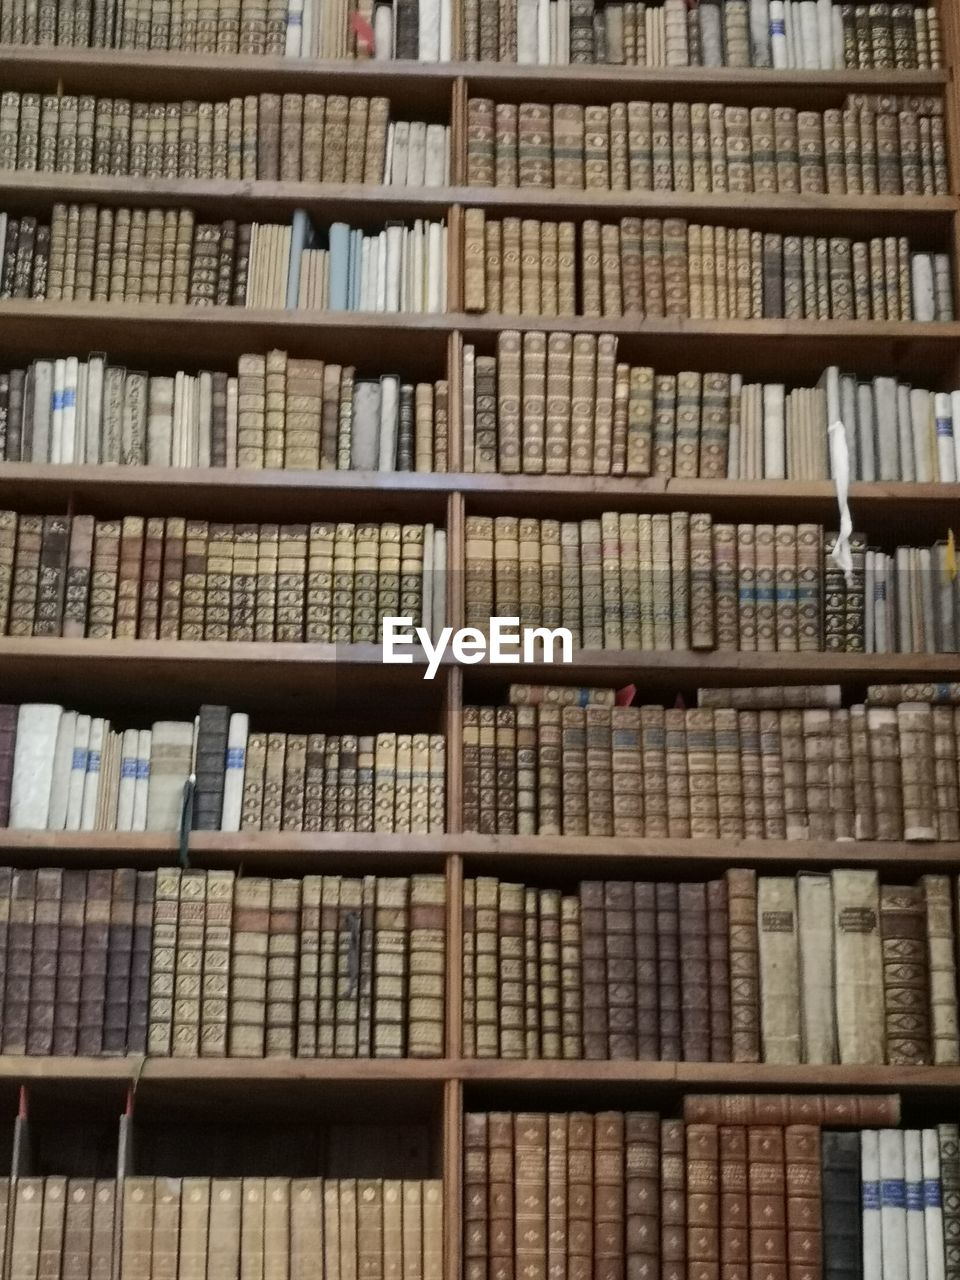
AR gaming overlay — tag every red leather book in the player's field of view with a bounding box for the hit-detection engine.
[463,1112,488,1280]
[488,1112,515,1280]
[719,1127,749,1280]
[785,1125,822,1280]
[748,1127,787,1280]
[567,1112,594,1280]
[686,1123,720,1280]
[683,1094,901,1127]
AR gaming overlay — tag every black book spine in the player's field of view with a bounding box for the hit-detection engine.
[193,702,230,831]
[822,1131,863,1280]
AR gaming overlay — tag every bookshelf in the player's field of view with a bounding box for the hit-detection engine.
[0,1,960,1277]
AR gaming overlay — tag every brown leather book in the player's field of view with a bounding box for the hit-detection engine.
[595,1112,625,1280]
[707,879,731,1062]
[34,514,68,636]
[62,1178,96,1280]
[102,866,136,1054]
[579,881,607,1060]
[546,1114,567,1280]
[684,1093,901,1126]
[488,1112,515,1280]
[726,868,760,1063]
[515,1114,548,1280]
[464,1113,488,1280]
[880,882,931,1065]
[634,882,658,1061]
[624,1112,659,1280]
[0,705,15,826]
[567,1112,594,1280]
[748,1127,787,1279]
[785,1126,821,1280]
[26,866,61,1055]
[719,1127,748,1280]
[127,870,155,1055]
[660,1119,686,1280]
[4,867,36,1054]
[679,882,710,1063]
[656,881,681,1061]
[605,880,636,1059]
[52,868,85,1056]
[686,1123,719,1280]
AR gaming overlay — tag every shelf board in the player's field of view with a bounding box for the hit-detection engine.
[1,465,957,528]
[0,43,946,106]
[0,1055,958,1092]
[0,303,958,377]
[0,829,956,872]
[0,171,949,236]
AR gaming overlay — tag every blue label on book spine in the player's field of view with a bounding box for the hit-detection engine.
[225,747,246,769]
[136,760,150,779]
[87,751,101,772]
[120,758,138,778]
[906,1181,924,1210]
[937,417,953,438]
[925,1179,943,1208]
[71,748,88,769]
[862,1181,881,1210]
[881,1180,906,1208]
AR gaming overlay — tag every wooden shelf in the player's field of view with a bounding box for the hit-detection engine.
[0,171,950,236]
[0,303,957,377]
[0,43,946,105]
[0,829,956,872]
[1,464,957,528]
[0,1055,958,1091]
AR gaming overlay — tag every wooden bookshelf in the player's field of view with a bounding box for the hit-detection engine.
[1,3,960,1272]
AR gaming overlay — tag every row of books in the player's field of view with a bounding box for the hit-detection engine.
[2,206,449,314]
[0,513,447,643]
[461,0,944,67]
[466,92,948,197]
[462,335,960,482]
[0,90,451,187]
[245,215,448,313]
[0,355,450,472]
[0,866,446,1057]
[464,514,960,654]
[7,343,960,483]
[1,0,942,67]
[463,1103,955,1280]
[463,869,957,1066]
[1,1176,444,1280]
[6,703,447,835]
[461,685,960,840]
[462,212,954,321]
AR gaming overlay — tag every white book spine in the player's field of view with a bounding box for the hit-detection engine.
[934,392,957,482]
[284,0,303,53]
[922,1129,946,1280]
[373,3,393,58]
[64,714,91,831]
[133,728,151,833]
[61,355,79,465]
[952,391,960,479]
[378,375,400,470]
[418,0,440,59]
[862,1131,883,1280]
[904,1130,927,1280]
[85,354,104,464]
[80,716,106,832]
[782,0,795,65]
[220,712,250,832]
[9,703,63,830]
[911,253,936,322]
[51,357,65,464]
[856,381,877,481]
[749,0,771,64]
[830,1,843,64]
[726,375,742,479]
[432,529,447,636]
[116,727,140,832]
[762,382,785,479]
[873,375,900,481]
[385,224,403,312]
[897,383,918,482]
[864,549,875,654]
[880,1128,908,1280]
[908,387,931,483]
[796,872,837,1062]
[47,710,78,833]
[74,361,87,467]
[537,0,550,62]
[428,222,444,314]
[517,0,538,60]
[815,0,832,66]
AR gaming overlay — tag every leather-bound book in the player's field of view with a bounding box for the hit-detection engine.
[408,873,445,1058]
[547,1113,567,1280]
[523,886,540,1058]
[228,876,270,1057]
[660,1119,686,1280]
[560,895,582,1059]
[317,876,341,1058]
[631,883,658,1060]
[748,1127,786,1279]
[488,1113,515,1280]
[656,880,681,1061]
[61,1178,95,1280]
[475,876,499,1059]
[938,1124,960,1280]
[785,1126,821,1280]
[580,880,608,1060]
[265,877,300,1057]
[679,881,710,1063]
[9,513,42,636]
[567,1112,594,1280]
[201,870,233,1058]
[6,868,38,1055]
[880,883,930,1065]
[498,880,525,1059]
[357,1180,383,1280]
[726,867,760,1063]
[707,879,731,1062]
[120,1179,155,1280]
[464,1113,488,1280]
[821,1132,862,1280]
[832,868,884,1065]
[719,1126,748,1280]
[192,704,229,832]
[26,866,61,1055]
[686,1123,719,1280]
[34,514,68,636]
[171,869,206,1059]
[516,1114,548,1280]
[757,875,801,1064]
[126,870,155,1055]
[625,1112,659,1280]
[605,880,636,1059]
[921,874,960,1064]
[595,1112,624,1280]
[102,867,136,1054]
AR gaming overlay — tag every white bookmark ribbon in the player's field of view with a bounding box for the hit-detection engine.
[828,420,854,586]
